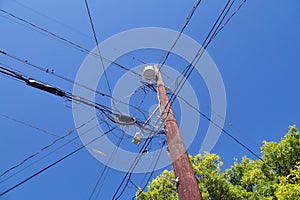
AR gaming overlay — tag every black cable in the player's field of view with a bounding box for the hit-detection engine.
[0,63,152,136]
[83,0,114,100]
[0,64,124,120]
[0,50,149,117]
[179,96,262,160]
[167,86,263,162]
[0,126,118,197]
[89,130,126,200]
[0,9,143,77]
[168,0,235,108]
[112,135,155,200]
[112,118,166,200]
[112,102,167,199]
[159,0,203,70]
[113,0,247,192]
[209,0,247,43]
[171,0,236,97]
[0,65,27,81]
[169,0,248,109]
[134,142,165,199]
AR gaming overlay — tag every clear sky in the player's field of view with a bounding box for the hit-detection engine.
[1,0,300,200]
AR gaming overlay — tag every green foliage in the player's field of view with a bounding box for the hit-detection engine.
[136,126,300,200]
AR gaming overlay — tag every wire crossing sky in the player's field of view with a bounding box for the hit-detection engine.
[0,0,300,199]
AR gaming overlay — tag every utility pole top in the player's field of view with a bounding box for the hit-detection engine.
[153,65,202,200]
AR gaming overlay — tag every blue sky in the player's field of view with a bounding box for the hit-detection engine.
[1,0,300,199]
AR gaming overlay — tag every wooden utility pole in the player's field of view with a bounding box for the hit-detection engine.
[154,65,202,200]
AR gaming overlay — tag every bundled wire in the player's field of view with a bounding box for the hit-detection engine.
[0,50,150,120]
[0,64,137,125]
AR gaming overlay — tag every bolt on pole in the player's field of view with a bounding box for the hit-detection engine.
[154,65,202,200]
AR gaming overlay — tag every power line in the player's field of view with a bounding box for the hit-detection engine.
[112,114,166,199]
[113,0,251,199]
[0,50,149,117]
[0,106,121,181]
[168,0,236,109]
[0,115,96,178]
[110,103,164,199]
[4,1,149,65]
[0,126,118,197]
[0,64,138,124]
[159,0,203,69]
[0,64,160,189]
[11,0,91,38]
[176,94,262,160]
[172,0,248,103]
[83,0,114,102]
[0,116,104,184]
[133,141,165,199]
[166,84,263,161]
[0,113,65,139]
[0,8,143,77]
[88,130,126,200]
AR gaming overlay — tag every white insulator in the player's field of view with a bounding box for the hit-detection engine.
[143,65,156,81]
[132,132,143,145]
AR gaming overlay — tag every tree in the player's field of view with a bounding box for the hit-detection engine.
[136,126,300,200]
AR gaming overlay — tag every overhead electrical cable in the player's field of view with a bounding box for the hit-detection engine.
[0,50,149,117]
[170,0,247,105]
[168,0,236,108]
[176,94,262,160]
[0,116,96,178]
[159,0,203,69]
[161,0,257,156]
[0,64,148,126]
[133,141,165,199]
[0,8,143,77]
[112,111,166,200]
[0,116,107,184]
[0,126,118,197]
[5,1,149,65]
[88,130,126,200]
[113,1,252,198]
[83,0,113,100]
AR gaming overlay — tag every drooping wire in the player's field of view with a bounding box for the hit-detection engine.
[0,126,118,197]
[0,65,157,189]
